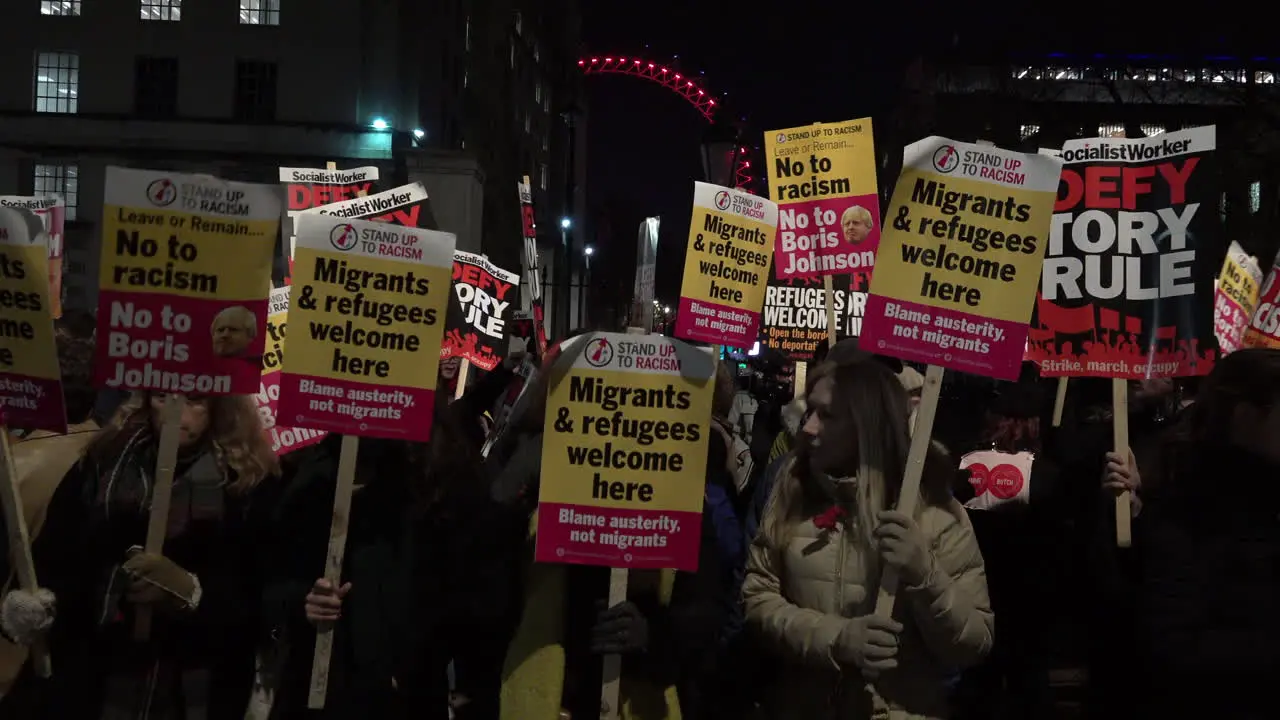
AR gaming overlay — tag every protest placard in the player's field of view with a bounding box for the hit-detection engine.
[764,118,880,281]
[297,182,431,228]
[860,138,1062,381]
[1212,241,1262,355]
[760,274,868,360]
[277,213,454,441]
[674,182,777,347]
[441,251,520,371]
[1244,250,1280,350]
[960,449,1034,511]
[536,332,714,571]
[255,287,325,455]
[0,207,64,432]
[517,178,549,355]
[279,165,379,274]
[94,168,279,395]
[1027,127,1219,378]
[1,196,65,319]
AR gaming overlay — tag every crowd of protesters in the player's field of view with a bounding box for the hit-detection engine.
[1,314,1276,719]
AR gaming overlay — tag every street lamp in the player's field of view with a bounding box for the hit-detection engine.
[560,217,572,230]
[412,128,425,139]
[584,245,594,256]
[371,117,390,131]
[700,121,741,187]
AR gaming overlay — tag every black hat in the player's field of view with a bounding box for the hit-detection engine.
[823,337,904,374]
[991,381,1045,419]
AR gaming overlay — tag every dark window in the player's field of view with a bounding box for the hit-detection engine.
[234,60,277,122]
[134,57,178,118]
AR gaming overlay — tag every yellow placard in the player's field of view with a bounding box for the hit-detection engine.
[764,118,879,201]
[1,207,64,431]
[1216,246,1260,315]
[860,137,1062,380]
[539,336,713,514]
[871,155,1060,324]
[675,182,778,346]
[263,286,289,374]
[99,169,278,302]
[276,213,457,441]
[285,249,451,390]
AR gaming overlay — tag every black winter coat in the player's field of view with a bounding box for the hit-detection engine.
[1,444,278,720]
[1137,445,1280,718]
[264,435,520,720]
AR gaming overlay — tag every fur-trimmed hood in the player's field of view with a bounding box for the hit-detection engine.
[781,397,807,436]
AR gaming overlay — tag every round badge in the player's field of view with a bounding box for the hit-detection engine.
[966,463,990,496]
[988,463,1026,500]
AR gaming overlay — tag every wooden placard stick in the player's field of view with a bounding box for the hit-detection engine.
[1052,377,1069,427]
[1111,378,1132,547]
[599,565,628,720]
[0,427,52,676]
[308,434,361,709]
[134,392,185,641]
[865,363,944,715]
[599,326,649,720]
[871,364,946,617]
[454,359,471,400]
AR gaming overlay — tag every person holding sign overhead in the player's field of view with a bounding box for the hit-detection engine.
[0,392,280,719]
[743,359,992,719]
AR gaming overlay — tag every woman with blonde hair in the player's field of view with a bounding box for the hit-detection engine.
[743,360,992,719]
[0,392,280,719]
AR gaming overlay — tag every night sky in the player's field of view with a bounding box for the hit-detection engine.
[579,4,971,311]
[577,7,1263,313]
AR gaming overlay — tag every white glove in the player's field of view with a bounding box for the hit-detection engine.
[831,615,903,677]
[0,588,56,645]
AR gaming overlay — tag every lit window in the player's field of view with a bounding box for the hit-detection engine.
[41,1,80,15]
[534,42,540,62]
[1099,123,1124,138]
[1250,182,1261,214]
[542,134,548,151]
[1019,124,1040,140]
[465,17,470,51]
[1256,71,1275,84]
[240,0,279,25]
[1209,69,1244,83]
[34,52,79,114]
[463,69,468,88]
[34,164,78,221]
[542,90,550,113]
[1140,124,1165,136]
[140,0,181,21]
[539,162,548,190]
[510,41,515,68]
[535,81,542,103]
[525,112,531,133]
[1220,192,1228,223]
[514,10,522,35]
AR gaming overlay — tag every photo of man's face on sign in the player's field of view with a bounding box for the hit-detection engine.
[841,204,873,245]
[211,306,257,358]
